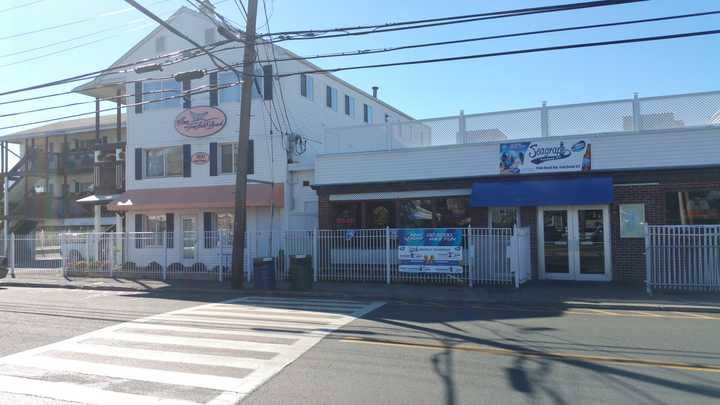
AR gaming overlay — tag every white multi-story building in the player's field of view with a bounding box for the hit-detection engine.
[70,6,417,267]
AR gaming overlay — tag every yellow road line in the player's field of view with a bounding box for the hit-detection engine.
[339,336,720,374]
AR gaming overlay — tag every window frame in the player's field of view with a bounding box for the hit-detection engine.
[219,142,238,175]
[140,214,167,247]
[142,79,181,111]
[344,94,356,118]
[488,207,521,229]
[144,146,183,178]
[300,73,314,100]
[326,85,338,111]
[363,103,373,123]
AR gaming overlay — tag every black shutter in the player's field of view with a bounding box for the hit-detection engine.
[248,139,254,175]
[183,144,191,177]
[263,65,273,101]
[300,73,307,97]
[203,212,213,248]
[182,78,191,109]
[135,214,143,248]
[166,213,174,248]
[209,142,217,176]
[134,148,143,180]
[134,81,142,114]
[209,72,218,106]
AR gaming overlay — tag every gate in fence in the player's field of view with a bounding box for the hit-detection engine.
[645,225,720,293]
[2,227,532,287]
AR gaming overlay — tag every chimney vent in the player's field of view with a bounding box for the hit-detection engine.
[372,86,379,98]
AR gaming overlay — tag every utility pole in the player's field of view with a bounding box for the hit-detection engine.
[231,0,259,289]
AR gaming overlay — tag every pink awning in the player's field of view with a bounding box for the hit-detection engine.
[107,184,284,212]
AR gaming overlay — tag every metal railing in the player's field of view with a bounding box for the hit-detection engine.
[645,225,720,293]
[2,228,531,287]
[324,90,720,153]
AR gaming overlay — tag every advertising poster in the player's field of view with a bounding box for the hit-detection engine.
[398,228,463,274]
[499,139,591,174]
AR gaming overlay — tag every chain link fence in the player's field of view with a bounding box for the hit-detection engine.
[324,91,720,153]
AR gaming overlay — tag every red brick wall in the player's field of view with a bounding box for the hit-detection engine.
[314,167,720,284]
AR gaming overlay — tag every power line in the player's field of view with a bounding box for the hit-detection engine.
[5,17,720,116]
[261,0,647,41]
[274,28,720,78]
[0,0,173,41]
[0,80,242,131]
[0,0,48,14]
[0,0,645,97]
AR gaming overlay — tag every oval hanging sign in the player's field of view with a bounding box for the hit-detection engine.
[191,152,209,165]
[175,106,226,138]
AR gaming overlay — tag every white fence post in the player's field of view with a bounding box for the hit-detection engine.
[644,224,652,295]
[513,226,519,289]
[162,231,167,281]
[312,228,318,282]
[9,232,15,278]
[385,226,390,285]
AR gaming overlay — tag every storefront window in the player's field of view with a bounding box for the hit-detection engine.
[334,203,360,229]
[399,199,433,228]
[489,207,519,228]
[435,197,470,228]
[365,201,395,228]
[666,190,720,224]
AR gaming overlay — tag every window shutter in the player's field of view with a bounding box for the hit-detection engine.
[134,82,142,114]
[183,144,191,177]
[166,213,174,248]
[182,78,191,109]
[248,139,254,175]
[134,148,143,180]
[134,214,143,248]
[300,74,307,97]
[209,72,218,106]
[203,212,213,248]
[209,142,217,176]
[263,65,273,101]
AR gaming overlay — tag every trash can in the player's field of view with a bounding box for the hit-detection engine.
[253,257,275,289]
[0,256,7,279]
[290,255,313,290]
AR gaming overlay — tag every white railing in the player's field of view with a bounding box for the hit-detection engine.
[2,228,532,287]
[645,225,720,293]
[324,90,720,153]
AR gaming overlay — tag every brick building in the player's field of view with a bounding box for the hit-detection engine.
[312,92,720,284]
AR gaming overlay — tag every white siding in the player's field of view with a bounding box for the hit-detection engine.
[315,127,720,185]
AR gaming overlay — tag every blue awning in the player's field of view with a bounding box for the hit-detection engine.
[470,177,613,207]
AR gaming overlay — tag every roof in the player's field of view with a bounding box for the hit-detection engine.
[0,114,126,142]
[107,183,284,212]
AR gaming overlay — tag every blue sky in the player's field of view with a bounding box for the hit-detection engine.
[0,0,718,136]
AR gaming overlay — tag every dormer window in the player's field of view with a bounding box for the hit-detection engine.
[155,36,166,53]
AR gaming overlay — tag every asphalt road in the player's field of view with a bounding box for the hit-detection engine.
[1,285,719,404]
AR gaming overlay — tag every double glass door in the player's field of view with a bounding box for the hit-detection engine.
[538,205,611,281]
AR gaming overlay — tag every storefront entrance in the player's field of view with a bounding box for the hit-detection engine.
[538,205,611,281]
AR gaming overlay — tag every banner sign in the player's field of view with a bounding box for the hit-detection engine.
[175,106,226,138]
[398,228,463,274]
[499,139,591,175]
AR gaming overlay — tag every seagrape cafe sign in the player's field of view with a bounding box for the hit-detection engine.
[175,106,226,138]
[499,139,592,175]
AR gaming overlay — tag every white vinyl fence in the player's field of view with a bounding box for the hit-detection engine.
[645,225,720,293]
[2,227,532,287]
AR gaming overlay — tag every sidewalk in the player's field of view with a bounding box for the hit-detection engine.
[2,274,720,313]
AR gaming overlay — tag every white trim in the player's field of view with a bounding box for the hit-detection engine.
[330,188,471,201]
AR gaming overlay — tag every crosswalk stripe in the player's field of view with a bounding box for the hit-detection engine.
[123,320,324,340]
[149,314,334,331]
[191,306,347,318]
[104,331,299,353]
[200,304,358,316]
[0,375,205,405]
[228,297,368,305]
[54,342,269,370]
[233,300,366,310]
[1,355,247,391]
[182,310,345,325]
[79,337,278,359]
[115,326,299,345]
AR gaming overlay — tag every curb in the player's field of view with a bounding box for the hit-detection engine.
[3,280,720,314]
